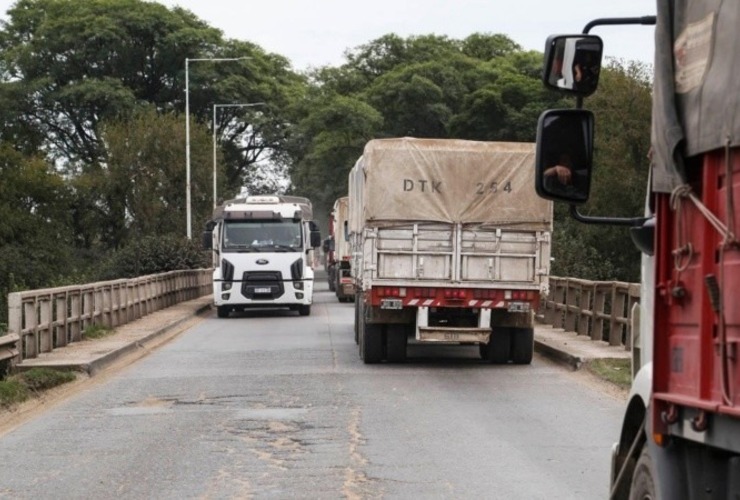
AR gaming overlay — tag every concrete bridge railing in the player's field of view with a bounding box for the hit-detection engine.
[1,269,212,369]
[538,276,641,351]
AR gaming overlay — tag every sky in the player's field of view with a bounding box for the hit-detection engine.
[151,0,657,70]
[0,0,657,71]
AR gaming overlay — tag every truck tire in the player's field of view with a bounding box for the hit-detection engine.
[328,266,336,291]
[217,306,230,318]
[385,324,407,363]
[509,327,534,364]
[354,296,361,344]
[630,446,656,500]
[298,305,311,316]
[483,327,511,364]
[362,321,383,364]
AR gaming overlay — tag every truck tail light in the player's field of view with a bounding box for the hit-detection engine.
[376,287,405,298]
[443,289,467,299]
[472,289,498,299]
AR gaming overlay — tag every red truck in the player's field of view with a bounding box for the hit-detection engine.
[534,2,740,498]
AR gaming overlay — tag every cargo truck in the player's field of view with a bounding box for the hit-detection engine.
[534,3,740,497]
[349,138,553,364]
[203,195,321,318]
[329,196,354,302]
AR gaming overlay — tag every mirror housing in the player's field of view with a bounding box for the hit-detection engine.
[310,230,322,249]
[202,230,213,250]
[543,34,603,96]
[535,109,594,204]
[630,216,655,256]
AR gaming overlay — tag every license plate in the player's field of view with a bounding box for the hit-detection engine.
[380,298,403,310]
[254,287,271,293]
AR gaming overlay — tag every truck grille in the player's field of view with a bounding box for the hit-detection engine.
[242,271,284,299]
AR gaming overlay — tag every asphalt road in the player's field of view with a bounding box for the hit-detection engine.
[0,281,625,499]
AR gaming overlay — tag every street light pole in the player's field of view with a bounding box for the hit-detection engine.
[184,56,249,239]
[212,102,266,209]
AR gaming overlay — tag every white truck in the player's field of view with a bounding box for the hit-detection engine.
[349,138,553,363]
[329,196,354,302]
[203,195,321,318]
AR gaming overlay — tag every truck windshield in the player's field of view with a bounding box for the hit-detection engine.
[222,220,302,252]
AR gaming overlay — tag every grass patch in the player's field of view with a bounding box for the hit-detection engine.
[83,324,113,340]
[0,368,76,408]
[585,358,632,390]
[0,378,29,407]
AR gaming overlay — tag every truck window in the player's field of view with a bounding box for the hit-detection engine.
[223,221,302,251]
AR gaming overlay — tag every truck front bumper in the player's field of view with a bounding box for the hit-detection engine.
[214,279,313,307]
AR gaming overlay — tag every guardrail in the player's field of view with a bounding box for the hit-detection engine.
[538,276,640,350]
[4,269,212,369]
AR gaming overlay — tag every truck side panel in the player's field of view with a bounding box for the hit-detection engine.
[653,149,740,446]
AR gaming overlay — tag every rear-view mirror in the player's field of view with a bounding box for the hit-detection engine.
[310,230,321,248]
[535,109,594,204]
[543,34,603,96]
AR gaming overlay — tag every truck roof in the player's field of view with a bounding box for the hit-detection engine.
[212,195,313,221]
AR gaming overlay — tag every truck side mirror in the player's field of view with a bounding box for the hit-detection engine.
[630,216,655,256]
[535,108,594,204]
[202,230,213,250]
[310,231,322,248]
[543,34,603,96]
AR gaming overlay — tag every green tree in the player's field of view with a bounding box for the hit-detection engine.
[549,60,652,282]
[0,144,74,323]
[98,107,213,243]
[0,0,223,164]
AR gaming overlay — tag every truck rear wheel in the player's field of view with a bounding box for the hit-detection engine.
[630,446,656,500]
[483,327,511,364]
[509,327,534,364]
[362,321,383,364]
[217,306,230,318]
[385,324,407,363]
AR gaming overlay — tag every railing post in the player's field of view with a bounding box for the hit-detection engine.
[592,285,606,342]
[577,282,591,336]
[7,293,22,365]
[609,283,627,346]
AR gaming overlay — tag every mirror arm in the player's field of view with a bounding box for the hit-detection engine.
[582,16,657,34]
[574,16,655,109]
[569,205,648,227]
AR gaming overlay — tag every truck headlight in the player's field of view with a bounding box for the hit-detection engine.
[222,282,233,291]
[294,281,304,290]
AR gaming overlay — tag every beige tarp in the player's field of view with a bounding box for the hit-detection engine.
[358,138,552,228]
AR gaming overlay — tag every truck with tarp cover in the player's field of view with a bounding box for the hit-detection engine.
[534,2,740,497]
[328,196,354,302]
[349,137,553,364]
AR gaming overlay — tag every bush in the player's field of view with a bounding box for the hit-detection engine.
[96,234,209,280]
